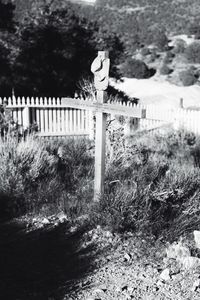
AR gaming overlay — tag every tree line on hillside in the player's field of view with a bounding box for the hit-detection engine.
[2,0,200,96]
[0,1,124,96]
[12,0,200,53]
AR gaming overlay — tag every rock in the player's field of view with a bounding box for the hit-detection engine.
[166,241,190,260]
[121,284,128,291]
[160,268,171,281]
[179,256,200,270]
[99,284,107,292]
[124,253,131,262]
[191,279,200,292]
[41,217,50,225]
[57,212,68,223]
[194,231,200,249]
[93,288,105,295]
[157,280,164,286]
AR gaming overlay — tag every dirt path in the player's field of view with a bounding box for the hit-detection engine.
[1,217,200,300]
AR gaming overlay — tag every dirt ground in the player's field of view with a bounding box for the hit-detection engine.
[1,215,200,300]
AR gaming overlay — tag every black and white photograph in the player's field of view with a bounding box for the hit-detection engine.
[1,0,200,299]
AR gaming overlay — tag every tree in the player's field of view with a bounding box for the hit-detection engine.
[0,1,15,95]
[13,5,124,96]
[14,8,92,96]
[179,68,198,86]
[0,0,15,32]
[120,58,156,79]
[0,42,12,95]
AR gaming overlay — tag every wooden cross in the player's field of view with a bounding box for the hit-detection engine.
[62,51,146,201]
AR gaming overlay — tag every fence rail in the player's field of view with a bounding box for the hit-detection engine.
[1,96,200,136]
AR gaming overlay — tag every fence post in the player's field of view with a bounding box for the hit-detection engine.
[91,50,110,201]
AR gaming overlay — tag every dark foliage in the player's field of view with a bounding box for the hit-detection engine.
[0,0,15,32]
[121,58,156,79]
[179,68,199,86]
[185,41,200,63]
[0,43,12,95]
[160,64,173,75]
[13,6,123,96]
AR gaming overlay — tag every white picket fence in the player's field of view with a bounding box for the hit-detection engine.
[138,105,200,135]
[1,96,200,136]
[1,96,94,138]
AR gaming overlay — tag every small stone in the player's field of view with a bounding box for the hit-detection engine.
[121,284,128,291]
[127,286,134,294]
[194,231,200,250]
[41,217,50,225]
[124,253,131,262]
[160,268,171,281]
[116,286,121,293]
[99,284,107,292]
[57,212,68,223]
[157,280,164,286]
[93,288,105,296]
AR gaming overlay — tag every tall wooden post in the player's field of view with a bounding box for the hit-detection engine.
[91,51,110,201]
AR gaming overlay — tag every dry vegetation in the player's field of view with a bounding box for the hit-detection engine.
[1,123,200,242]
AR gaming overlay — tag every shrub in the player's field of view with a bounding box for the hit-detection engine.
[160,63,173,75]
[141,47,150,56]
[149,49,160,62]
[179,68,198,86]
[91,129,200,240]
[173,39,187,54]
[163,51,175,64]
[121,58,156,79]
[185,41,200,63]
[0,134,94,220]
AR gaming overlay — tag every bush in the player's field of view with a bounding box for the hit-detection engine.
[141,47,150,56]
[160,63,173,75]
[0,134,94,220]
[91,130,200,240]
[185,41,200,63]
[121,58,156,79]
[163,51,175,64]
[149,49,160,62]
[179,68,198,86]
[173,39,187,54]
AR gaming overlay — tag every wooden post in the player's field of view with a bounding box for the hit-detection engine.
[91,51,110,201]
[94,91,107,201]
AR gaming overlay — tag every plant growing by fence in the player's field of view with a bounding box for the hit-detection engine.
[0,133,94,220]
[91,130,200,240]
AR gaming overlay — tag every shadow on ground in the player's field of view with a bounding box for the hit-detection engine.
[0,220,98,300]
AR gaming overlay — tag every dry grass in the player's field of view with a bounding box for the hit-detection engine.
[0,133,94,220]
[2,127,200,242]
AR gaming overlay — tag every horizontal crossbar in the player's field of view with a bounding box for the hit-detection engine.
[61,98,146,118]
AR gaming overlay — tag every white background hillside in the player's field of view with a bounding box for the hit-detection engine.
[111,78,200,109]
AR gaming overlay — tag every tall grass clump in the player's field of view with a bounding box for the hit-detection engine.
[91,129,200,241]
[0,132,94,221]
